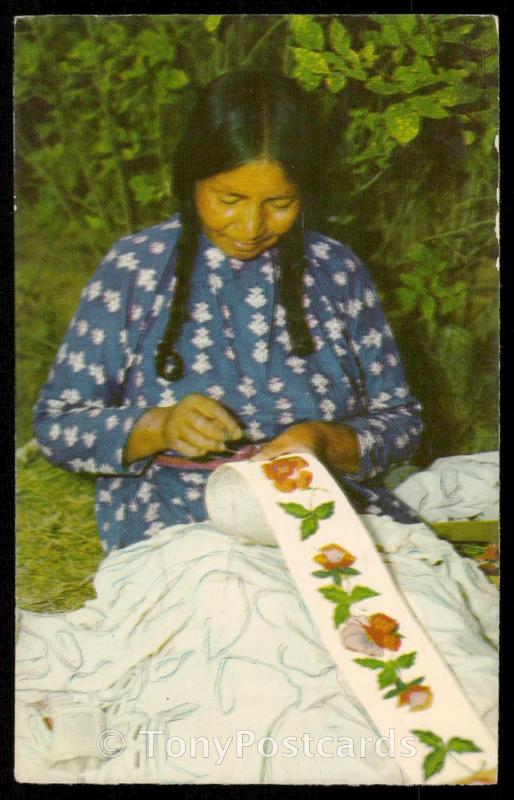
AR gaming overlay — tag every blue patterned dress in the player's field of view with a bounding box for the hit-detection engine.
[34,213,423,552]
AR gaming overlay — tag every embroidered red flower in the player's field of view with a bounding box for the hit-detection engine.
[398,684,433,711]
[473,543,499,576]
[262,456,313,493]
[363,613,402,651]
[313,543,356,570]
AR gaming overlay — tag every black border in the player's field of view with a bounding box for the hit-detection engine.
[3,2,512,798]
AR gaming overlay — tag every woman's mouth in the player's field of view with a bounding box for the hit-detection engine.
[232,238,268,251]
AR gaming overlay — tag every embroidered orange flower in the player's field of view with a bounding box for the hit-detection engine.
[262,456,313,493]
[313,544,356,570]
[398,684,433,711]
[363,613,402,651]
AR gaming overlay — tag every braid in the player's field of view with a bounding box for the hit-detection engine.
[155,209,199,381]
[278,222,315,358]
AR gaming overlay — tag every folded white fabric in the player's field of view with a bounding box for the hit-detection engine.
[393,452,499,522]
[15,454,499,784]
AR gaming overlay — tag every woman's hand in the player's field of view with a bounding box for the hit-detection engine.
[252,421,361,475]
[124,394,242,464]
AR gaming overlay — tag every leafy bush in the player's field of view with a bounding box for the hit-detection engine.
[15,14,499,460]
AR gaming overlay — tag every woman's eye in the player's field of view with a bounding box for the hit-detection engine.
[219,196,239,205]
[270,200,295,210]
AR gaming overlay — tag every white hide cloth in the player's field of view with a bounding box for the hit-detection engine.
[15,455,499,784]
[393,451,499,522]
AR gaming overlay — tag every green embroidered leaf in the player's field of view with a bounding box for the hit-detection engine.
[318,585,349,603]
[394,651,417,669]
[412,730,445,750]
[301,515,319,540]
[383,686,403,699]
[400,676,425,692]
[335,567,360,576]
[423,747,447,780]
[349,585,380,603]
[378,663,399,689]
[447,737,482,754]
[311,570,331,578]
[332,571,342,586]
[313,501,335,520]
[354,657,385,670]
[278,502,311,518]
[334,601,351,626]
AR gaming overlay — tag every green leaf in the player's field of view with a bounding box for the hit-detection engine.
[423,747,447,780]
[421,295,436,321]
[278,502,311,519]
[394,651,417,669]
[314,501,335,520]
[332,571,342,586]
[350,585,380,603]
[396,15,417,35]
[411,34,434,57]
[335,567,360,576]
[354,657,385,670]
[399,273,424,292]
[312,570,331,578]
[159,67,189,90]
[292,48,330,90]
[204,15,222,32]
[290,15,325,51]
[301,516,319,540]
[318,585,349,603]
[447,737,482,754]
[385,105,421,145]
[360,42,378,67]
[325,73,347,93]
[365,77,398,96]
[334,601,351,626]
[378,663,399,689]
[412,730,445,750]
[406,95,450,120]
[378,20,401,47]
[292,48,330,74]
[329,19,351,55]
[463,130,476,145]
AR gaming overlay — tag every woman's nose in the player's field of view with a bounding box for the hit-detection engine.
[241,205,265,239]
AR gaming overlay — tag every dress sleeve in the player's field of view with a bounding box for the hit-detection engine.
[337,254,423,482]
[33,245,154,477]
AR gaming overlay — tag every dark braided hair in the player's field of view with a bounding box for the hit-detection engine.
[156,70,325,381]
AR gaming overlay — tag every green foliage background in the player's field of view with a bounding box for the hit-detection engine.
[15,13,499,463]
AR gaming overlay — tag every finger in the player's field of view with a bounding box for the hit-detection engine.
[179,424,225,453]
[173,439,203,458]
[192,398,243,440]
[187,414,230,444]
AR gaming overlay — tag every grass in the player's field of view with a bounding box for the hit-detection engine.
[16,450,103,613]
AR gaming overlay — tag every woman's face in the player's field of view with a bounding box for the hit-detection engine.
[194,159,301,260]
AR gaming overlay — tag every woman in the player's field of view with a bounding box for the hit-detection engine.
[33,70,423,553]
